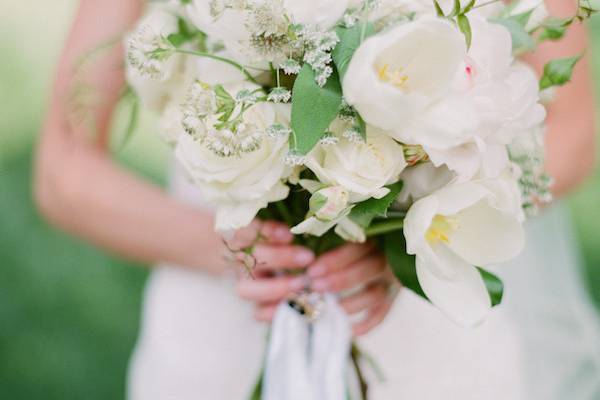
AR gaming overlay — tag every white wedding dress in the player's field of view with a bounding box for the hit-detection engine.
[128,163,600,400]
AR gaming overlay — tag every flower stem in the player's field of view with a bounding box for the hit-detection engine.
[174,48,259,84]
[275,201,295,227]
[365,219,404,237]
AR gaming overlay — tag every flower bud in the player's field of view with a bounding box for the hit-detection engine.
[310,186,350,222]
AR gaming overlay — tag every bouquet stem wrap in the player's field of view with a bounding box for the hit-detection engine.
[263,294,360,400]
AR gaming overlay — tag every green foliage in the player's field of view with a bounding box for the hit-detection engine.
[539,55,582,90]
[290,64,343,154]
[433,0,475,48]
[384,233,427,299]
[456,14,473,49]
[350,182,403,228]
[332,23,374,80]
[478,268,504,307]
[538,17,572,42]
[491,10,536,53]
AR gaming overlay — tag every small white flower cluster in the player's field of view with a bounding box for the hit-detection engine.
[509,128,554,216]
[127,24,175,79]
[181,81,268,158]
[298,26,340,86]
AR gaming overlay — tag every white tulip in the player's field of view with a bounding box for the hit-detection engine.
[397,163,455,207]
[343,17,466,132]
[304,124,407,203]
[392,17,545,181]
[175,99,292,232]
[403,178,525,326]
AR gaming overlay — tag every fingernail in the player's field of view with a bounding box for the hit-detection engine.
[312,279,329,292]
[295,250,315,265]
[290,276,307,291]
[308,264,327,278]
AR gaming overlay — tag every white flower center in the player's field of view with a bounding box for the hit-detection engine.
[377,63,409,89]
[426,215,459,245]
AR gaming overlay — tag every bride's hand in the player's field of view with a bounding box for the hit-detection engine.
[308,243,400,336]
[234,220,315,316]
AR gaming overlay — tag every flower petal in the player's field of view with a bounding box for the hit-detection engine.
[416,256,491,327]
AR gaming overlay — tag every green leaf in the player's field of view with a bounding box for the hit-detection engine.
[290,64,343,154]
[451,0,462,17]
[491,11,535,52]
[350,182,404,227]
[461,0,476,14]
[433,0,445,17]
[478,268,504,307]
[538,17,572,42]
[456,14,473,49]
[384,234,427,300]
[332,24,374,80]
[539,55,582,90]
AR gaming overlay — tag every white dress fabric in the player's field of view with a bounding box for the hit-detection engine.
[128,165,600,400]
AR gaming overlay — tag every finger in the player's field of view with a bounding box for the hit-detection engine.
[254,303,280,323]
[254,244,315,271]
[231,220,293,249]
[308,243,375,279]
[258,220,294,244]
[312,255,386,293]
[339,283,388,315]
[237,276,305,303]
[353,300,393,337]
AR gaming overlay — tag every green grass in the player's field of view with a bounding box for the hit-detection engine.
[0,152,147,400]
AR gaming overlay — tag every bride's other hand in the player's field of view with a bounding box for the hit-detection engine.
[234,220,315,316]
[307,243,400,336]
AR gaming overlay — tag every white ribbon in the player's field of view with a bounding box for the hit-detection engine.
[263,294,360,400]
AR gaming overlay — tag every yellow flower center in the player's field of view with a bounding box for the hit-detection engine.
[378,63,409,89]
[426,215,459,246]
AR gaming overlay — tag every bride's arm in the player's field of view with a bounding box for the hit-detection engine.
[34,0,313,277]
[525,0,597,197]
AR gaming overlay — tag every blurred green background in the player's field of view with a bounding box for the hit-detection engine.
[0,2,599,399]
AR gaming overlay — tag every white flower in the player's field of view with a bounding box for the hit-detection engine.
[304,123,407,203]
[403,177,525,326]
[392,17,545,181]
[175,100,292,232]
[397,162,455,207]
[125,5,185,112]
[283,0,348,28]
[290,180,366,242]
[343,17,466,133]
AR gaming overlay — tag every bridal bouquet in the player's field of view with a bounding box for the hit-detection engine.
[124,0,594,398]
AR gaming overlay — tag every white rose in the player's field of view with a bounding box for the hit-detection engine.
[175,100,292,232]
[304,125,407,203]
[403,177,525,326]
[343,17,466,132]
